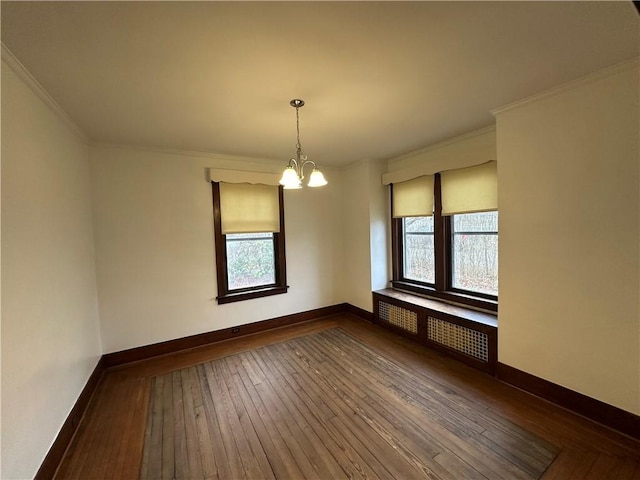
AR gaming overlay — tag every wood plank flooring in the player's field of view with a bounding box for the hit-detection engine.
[140,328,558,480]
[54,315,640,480]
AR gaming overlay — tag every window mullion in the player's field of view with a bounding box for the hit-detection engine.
[391,184,403,282]
[434,173,448,292]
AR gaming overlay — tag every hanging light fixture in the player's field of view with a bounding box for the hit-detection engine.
[279,99,328,189]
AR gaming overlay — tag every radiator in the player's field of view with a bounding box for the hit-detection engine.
[427,316,489,362]
[378,301,418,334]
[377,300,489,363]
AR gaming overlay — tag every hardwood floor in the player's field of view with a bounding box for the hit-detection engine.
[54,314,640,479]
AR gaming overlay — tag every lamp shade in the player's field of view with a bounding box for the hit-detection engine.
[280,166,302,189]
[307,169,328,187]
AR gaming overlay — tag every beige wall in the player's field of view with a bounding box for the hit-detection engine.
[90,145,344,353]
[341,161,373,311]
[368,159,391,292]
[1,63,102,479]
[341,159,390,312]
[386,127,496,177]
[496,61,640,414]
[3,44,639,480]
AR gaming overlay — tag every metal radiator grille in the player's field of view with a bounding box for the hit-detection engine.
[427,316,489,362]
[378,301,418,334]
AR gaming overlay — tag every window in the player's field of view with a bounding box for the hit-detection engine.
[226,233,276,290]
[451,211,498,296]
[212,182,287,304]
[402,216,435,284]
[391,164,498,311]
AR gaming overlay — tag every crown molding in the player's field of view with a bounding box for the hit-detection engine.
[91,141,284,168]
[342,125,496,172]
[492,57,640,116]
[2,43,89,143]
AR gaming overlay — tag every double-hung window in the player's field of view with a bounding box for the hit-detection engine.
[451,211,498,296]
[391,162,498,311]
[212,181,287,304]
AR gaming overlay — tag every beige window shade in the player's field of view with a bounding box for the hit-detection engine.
[392,175,434,218]
[219,182,280,234]
[209,168,281,186]
[441,161,497,216]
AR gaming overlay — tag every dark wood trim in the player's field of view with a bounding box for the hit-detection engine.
[103,304,347,368]
[345,303,374,322]
[212,182,288,304]
[34,357,107,480]
[434,173,448,291]
[37,303,362,479]
[391,280,498,313]
[211,181,228,298]
[216,285,289,304]
[375,288,497,327]
[390,184,403,282]
[389,173,498,313]
[496,362,640,441]
[373,289,498,374]
[275,186,287,288]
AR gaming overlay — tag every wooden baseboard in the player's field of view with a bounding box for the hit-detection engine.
[103,303,348,368]
[35,303,355,479]
[345,303,374,322]
[496,362,640,441]
[34,357,106,480]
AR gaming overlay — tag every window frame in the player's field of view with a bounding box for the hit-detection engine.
[391,173,498,312]
[401,216,435,286]
[449,212,499,298]
[212,182,288,304]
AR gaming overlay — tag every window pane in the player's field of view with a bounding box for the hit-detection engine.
[403,217,435,284]
[226,233,275,290]
[404,216,434,233]
[452,212,498,296]
[453,211,498,232]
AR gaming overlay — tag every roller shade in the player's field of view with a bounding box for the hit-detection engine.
[209,168,281,186]
[441,161,497,216]
[392,175,434,218]
[219,182,280,234]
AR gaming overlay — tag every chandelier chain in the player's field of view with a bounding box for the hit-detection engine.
[280,98,326,188]
[295,106,301,151]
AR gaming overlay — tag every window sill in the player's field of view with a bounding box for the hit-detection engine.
[217,285,289,305]
[390,280,497,313]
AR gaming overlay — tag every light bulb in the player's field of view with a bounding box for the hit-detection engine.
[307,168,328,187]
[280,166,302,189]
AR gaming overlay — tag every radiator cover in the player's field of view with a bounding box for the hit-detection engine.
[427,315,489,362]
[374,291,497,373]
[378,301,418,334]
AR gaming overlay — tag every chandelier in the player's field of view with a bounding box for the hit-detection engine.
[279,99,328,189]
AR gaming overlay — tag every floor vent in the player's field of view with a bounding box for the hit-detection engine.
[427,316,489,362]
[378,301,418,334]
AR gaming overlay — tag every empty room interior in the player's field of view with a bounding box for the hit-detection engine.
[2,2,640,479]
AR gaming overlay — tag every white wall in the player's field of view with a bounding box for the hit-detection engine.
[341,159,390,312]
[368,159,391,292]
[90,145,344,353]
[496,61,640,415]
[1,63,102,479]
[387,127,496,175]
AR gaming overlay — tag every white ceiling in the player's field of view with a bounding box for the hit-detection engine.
[2,1,638,167]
